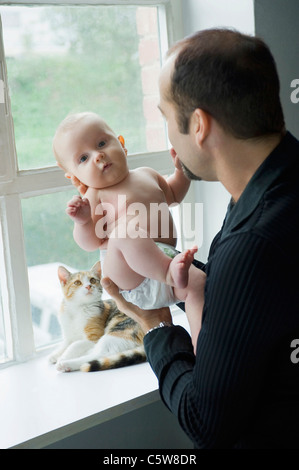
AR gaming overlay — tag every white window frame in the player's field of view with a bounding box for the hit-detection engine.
[0,0,194,366]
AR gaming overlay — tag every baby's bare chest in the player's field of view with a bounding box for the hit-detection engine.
[101,172,166,211]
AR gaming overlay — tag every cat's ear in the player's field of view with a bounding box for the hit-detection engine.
[58,266,71,286]
[91,261,101,278]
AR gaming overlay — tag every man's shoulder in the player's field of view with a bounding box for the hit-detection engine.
[260,178,299,232]
[249,181,299,261]
[215,181,299,263]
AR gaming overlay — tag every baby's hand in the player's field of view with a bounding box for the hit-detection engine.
[170,148,184,172]
[66,195,91,225]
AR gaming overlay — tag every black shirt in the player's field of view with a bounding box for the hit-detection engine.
[144,131,299,449]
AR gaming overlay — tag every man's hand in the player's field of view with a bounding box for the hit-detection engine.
[66,173,88,196]
[101,277,172,333]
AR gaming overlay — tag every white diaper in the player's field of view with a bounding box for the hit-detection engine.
[100,242,180,309]
[120,276,178,309]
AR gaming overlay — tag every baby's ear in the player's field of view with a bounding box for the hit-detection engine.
[118,135,128,156]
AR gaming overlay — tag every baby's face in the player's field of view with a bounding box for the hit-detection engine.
[55,115,129,188]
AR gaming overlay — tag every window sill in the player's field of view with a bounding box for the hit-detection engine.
[0,308,190,449]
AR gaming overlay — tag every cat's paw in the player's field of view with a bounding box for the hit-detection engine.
[48,354,58,365]
[56,361,73,372]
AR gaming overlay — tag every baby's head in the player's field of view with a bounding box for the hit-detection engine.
[53,112,128,189]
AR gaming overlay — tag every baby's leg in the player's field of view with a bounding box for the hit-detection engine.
[105,221,198,291]
[104,230,173,291]
[168,246,198,289]
[174,264,206,354]
[103,240,146,291]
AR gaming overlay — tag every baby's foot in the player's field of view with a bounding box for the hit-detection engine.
[170,246,198,289]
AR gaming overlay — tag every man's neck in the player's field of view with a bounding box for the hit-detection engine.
[214,132,283,202]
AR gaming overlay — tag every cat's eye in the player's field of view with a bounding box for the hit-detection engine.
[74,280,82,286]
[90,278,97,284]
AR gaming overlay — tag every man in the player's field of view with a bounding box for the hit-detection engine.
[102,29,299,449]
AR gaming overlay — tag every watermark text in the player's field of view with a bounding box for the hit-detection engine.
[94,195,203,246]
[290,79,299,104]
[290,339,299,363]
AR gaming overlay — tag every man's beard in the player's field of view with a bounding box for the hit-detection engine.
[180,160,202,181]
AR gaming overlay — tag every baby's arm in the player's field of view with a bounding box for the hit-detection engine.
[66,195,102,252]
[158,150,191,204]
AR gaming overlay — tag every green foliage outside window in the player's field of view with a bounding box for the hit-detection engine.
[7,6,146,170]
[5,6,149,268]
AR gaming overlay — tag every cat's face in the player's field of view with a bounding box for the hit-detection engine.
[58,261,103,304]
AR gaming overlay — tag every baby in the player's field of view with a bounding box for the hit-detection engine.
[53,112,205,351]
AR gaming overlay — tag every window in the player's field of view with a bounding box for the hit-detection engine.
[22,190,99,348]
[0,214,13,363]
[2,4,168,169]
[0,237,9,363]
[0,0,185,364]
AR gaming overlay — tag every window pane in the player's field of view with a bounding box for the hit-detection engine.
[22,190,101,349]
[0,223,10,363]
[1,5,167,170]
[0,285,7,363]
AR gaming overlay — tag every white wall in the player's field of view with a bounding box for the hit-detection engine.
[183,0,255,36]
[255,0,299,139]
[181,0,255,261]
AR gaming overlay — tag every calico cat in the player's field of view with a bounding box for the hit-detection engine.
[48,261,146,372]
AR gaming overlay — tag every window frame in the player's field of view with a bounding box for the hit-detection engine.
[0,0,191,366]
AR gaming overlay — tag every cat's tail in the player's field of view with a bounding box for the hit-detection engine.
[80,346,146,372]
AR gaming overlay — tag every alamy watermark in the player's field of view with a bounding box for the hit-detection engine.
[290,79,299,104]
[290,339,299,364]
[94,195,203,246]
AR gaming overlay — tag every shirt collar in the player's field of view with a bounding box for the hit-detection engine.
[222,131,299,236]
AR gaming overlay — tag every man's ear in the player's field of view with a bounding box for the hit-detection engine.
[191,109,211,147]
[118,135,128,156]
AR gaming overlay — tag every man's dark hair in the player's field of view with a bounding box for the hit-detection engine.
[167,28,285,138]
